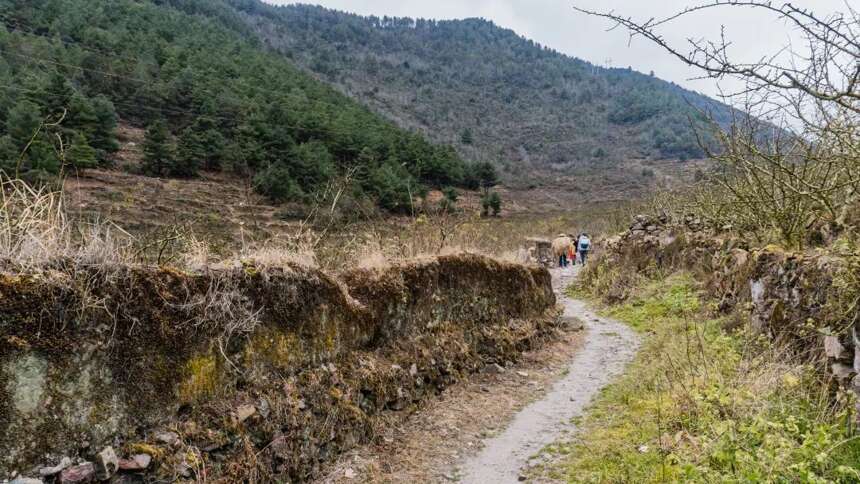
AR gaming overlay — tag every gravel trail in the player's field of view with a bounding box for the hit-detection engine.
[458,265,640,483]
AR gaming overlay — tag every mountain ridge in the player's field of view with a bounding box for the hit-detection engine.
[231,2,732,185]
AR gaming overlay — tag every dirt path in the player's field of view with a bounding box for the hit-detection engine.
[457,266,640,483]
[318,265,639,483]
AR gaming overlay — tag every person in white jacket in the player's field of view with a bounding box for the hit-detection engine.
[578,233,592,266]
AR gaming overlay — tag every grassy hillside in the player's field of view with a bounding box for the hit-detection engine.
[0,0,483,213]
[228,2,732,184]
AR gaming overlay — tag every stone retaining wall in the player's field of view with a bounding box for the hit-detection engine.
[591,215,859,410]
[0,254,558,482]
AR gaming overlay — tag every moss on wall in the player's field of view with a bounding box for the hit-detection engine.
[0,254,557,480]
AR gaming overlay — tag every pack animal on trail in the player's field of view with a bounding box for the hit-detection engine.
[551,235,574,267]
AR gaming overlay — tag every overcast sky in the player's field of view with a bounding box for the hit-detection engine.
[264,0,854,101]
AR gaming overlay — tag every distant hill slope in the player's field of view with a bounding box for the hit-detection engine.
[0,0,478,213]
[227,2,732,184]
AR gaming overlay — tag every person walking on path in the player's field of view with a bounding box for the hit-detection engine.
[578,233,592,266]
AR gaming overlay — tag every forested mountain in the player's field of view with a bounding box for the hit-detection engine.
[0,0,488,212]
[227,2,732,183]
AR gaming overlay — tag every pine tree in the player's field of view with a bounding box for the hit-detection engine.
[179,117,225,172]
[89,96,120,158]
[174,126,203,178]
[26,139,60,176]
[489,191,502,216]
[440,186,458,213]
[40,72,75,117]
[478,162,498,187]
[142,120,175,177]
[0,136,18,173]
[369,162,414,213]
[292,141,335,188]
[460,128,473,145]
[6,100,59,175]
[254,161,304,202]
[66,133,98,170]
[7,99,42,146]
[67,93,98,135]
[464,161,498,190]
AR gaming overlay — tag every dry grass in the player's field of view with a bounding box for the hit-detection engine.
[0,175,133,269]
[240,243,318,270]
[310,203,635,273]
[177,275,263,339]
[2,167,641,285]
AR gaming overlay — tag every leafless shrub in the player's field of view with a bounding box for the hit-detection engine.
[180,234,217,273]
[576,1,860,248]
[178,274,262,340]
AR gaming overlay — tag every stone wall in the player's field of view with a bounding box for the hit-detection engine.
[591,215,859,408]
[0,254,558,482]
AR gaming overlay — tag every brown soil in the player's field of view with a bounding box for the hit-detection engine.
[63,168,293,250]
[318,319,586,483]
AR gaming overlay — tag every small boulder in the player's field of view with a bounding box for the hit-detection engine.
[118,454,152,472]
[658,234,676,247]
[59,462,95,484]
[39,456,72,477]
[559,316,584,331]
[232,404,257,425]
[730,249,749,268]
[851,374,860,394]
[832,362,855,381]
[483,363,506,374]
[154,431,180,446]
[10,478,44,484]
[257,398,271,419]
[95,447,119,480]
[825,336,849,360]
[175,460,193,479]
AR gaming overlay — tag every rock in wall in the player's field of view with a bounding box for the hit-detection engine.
[0,254,557,481]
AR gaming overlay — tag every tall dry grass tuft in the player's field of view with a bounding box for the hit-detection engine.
[1,176,68,266]
[0,175,132,269]
[240,243,318,271]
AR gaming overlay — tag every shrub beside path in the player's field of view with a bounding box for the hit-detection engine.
[458,265,641,483]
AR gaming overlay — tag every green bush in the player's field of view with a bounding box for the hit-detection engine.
[481,190,502,216]
[368,162,415,213]
[253,162,305,203]
[464,161,499,189]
